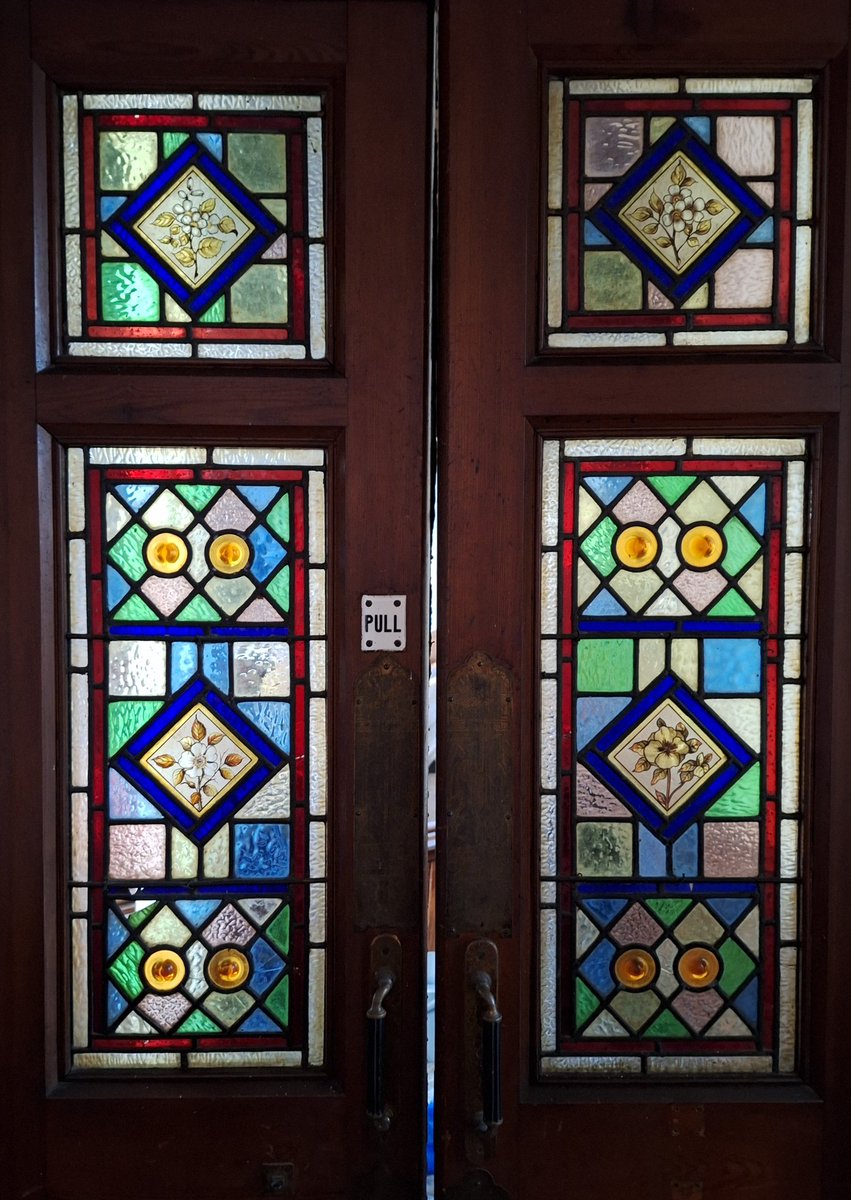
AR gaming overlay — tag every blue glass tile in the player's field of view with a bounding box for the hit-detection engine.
[579,619,675,633]
[706,897,752,925]
[203,642,230,691]
[113,624,206,638]
[578,940,616,998]
[732,975,759,1025]
[248,939,286,996]
[237,701,291,753]
[237,485,280,513]
[681,620,762,633]
[747,218,774,244]
[171,642,198,691]
[582,589,627,617]
[174,899,222,926]
[583,475,633,505]
[107,982,129,1024]
[704,639,761,694]
[638,826,667,877]
[249,525,287,583]
[100,196,127,220]
[581,897,629,926]
[684,116,710,142]
[239,1008,281,1033]
[106,566,130,610]
[115,483,158,511]
[584,220,612,246]
[107,911,130,956]
[672,825,698,877]
[109,767,161,820]
[197,132,223,160]
[739,483,766,536]
[576,697,631,750]
[234,823,290,878]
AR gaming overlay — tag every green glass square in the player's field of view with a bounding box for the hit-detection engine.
[228,133,287,193]
[576,638,633,693]
[583,251,642,311]
[230,265,288,324]
[99,131,159,191]
[101,263,160,322]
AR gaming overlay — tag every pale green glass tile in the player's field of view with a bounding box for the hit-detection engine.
[577,638,633,692]
[140,906,191,947]
[172,829,198,879]
[716,116,775,176]
[230,265,287,324]
[541,679,557,789]
[309,569,326,636]
[609,568,663,611]
[706,698,761,752]
[66,235,82,336]
[141,489,193,531]
[674,902,723,944]
[781,685,802,813]
[69,539,87,634]
[576,559,598,606]
[650,116,676,143]
[261,198,288,224]
[670,638,698,690]
[309,244,326,358]
[794,227,812,344]
[681,283,709,310]
[101,231,128,258]
[72,919,89,1047]
[307,949,326,1066]
[548,81,564,208]
[165,295,191,322]
[645,588,690,617]
[101,263,160,322]
[108,640,167,696]
[63,95,80,226]
[577,487,601,535]
[584,251,642,310]
[205,575,255,615]
[714,249,773,309]
[576,822,633,875]
[204,990,253,1028]
[736,907,760,955]
[540,793,557,875]
[610,989,659,1033]
[309,698,327,815]
[115,1012,156,1036]
[71,674,89,788]
[638,639,665,689]
[797,100,814,220]
[676,480,730,525]
[547,217,563,328]
[228,133,286,192]
[204,826,229,877]
[99,131,158,190]
[540,909,557,1052]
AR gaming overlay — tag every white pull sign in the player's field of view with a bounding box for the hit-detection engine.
[361,595,407,651]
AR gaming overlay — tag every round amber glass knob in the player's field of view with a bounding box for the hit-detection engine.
[680,525,724,569]
[678,946,720,989]
[209,533,250,575]
[143,948,186,992]
[614,947,657,990]
[145,531,189,574]
[615,525,659,569]
[208,948,250,990]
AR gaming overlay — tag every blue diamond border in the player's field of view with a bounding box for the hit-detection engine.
[115,677,287,840]
[581,674,756,840]
[104,139,283,318]
[588,124,768,305]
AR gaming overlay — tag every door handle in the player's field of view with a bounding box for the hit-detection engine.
[366,934,401,1131]
[466,939,503,1137]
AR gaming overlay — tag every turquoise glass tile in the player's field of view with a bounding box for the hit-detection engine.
[107,912,129,957]
[106,565,130,610]
[684,116,711,142]
[107,982,129,1023]
[174,899,222,927]
[234,823,290,878]
[739,483,766,535]
[584,220,612,246]
[583,475,632,505]
[582,588,627,617]
[249,525,287,583]
[704,638,761,694]
[238,701,291,752]
[171,642,198,691]
[238,485,280,512]
[203,642,230,691]
[576,697,630,749]
[115,483,158,511]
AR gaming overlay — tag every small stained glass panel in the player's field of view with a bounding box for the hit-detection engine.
[59,92,328,362]
[538,436,809,1077]
[65,446,328,1071]
[544,76,817,349]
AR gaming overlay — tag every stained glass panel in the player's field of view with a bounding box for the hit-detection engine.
[65,446,327,1070]
[544,77,815,349]
[60,93,327,361]
[538,436,808,1077]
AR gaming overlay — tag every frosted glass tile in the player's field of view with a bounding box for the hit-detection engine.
[738,558,764,606]
[670,639,698,690]
[141,490,193,531]
[540,1056,641,1074]
[308,471,325,563]
[570,79,678,95]
[540,679,557,789]
[310,641,327,692]
[309,244,326,360]
[794,227,812,344]
[85,93,193,109]
[540,910,557,1052]
[685,78,812,94]
[576,559,598,606]
[541,441,560,546]
[187,525,211,582]
[540,640,557,675]
[784,641,801,679]
[99,131,158,191]
[65,237,82,337]
[306,117,324,237]
[109,641,167,696]
[780,884,798,941]
[188,1051,302,1068]
[172,829,199,879]
[71,674,89,788]
[705,698,761,752]
[196,344,307,360]
[780,818,799,878]
[781,686,802,813]
[204,826,229,878]
[70,640,88,669]
[309,570,326,636]
[309,884,327,942]
[797,101,814,220]
[549,332,666,349]
[540,793,557,875]
[548,82,564,208]
[648,1055,773,1073]
[577,488,601,535]
[785,461,806,548]
[714,249,773,309]
[541,552,558,635]
[309,821,326,878]
[638,639,665,689]
[63,95,80,224]
[71,792,88,883]
[68,540,87,635]
[716,117,775,176]
[105,494,131,541]
[784,554,803,635]
[779,947,798,1072]
[69,343,193,358]
[692,437,806,456]
[672,331,787,347]
[74,1052,181,1069]
[199,94,321,112]
[541,881,557,905]
[71,888,87,912]
[233,643,290,698]
[238,767,290,819]
[109,824,166,879]
[140,907,191,948]
[91,446,207,465]
[564,437,686,456]
[750,181,775,206]
[213,447,324,466]
[309,698,327,815]
[307,949,325,1066]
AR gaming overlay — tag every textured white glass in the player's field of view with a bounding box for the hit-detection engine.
[547,218,563,329]
[238,766,290,819]
[71,887,87,912]
[648,1055,773,1073]
[140,907,192,948]
[706,699,761,752]
[74,1052,180,1069]
[779,947,798,1072]
[72,919,88,1047]
[308,471,326,563]
[576,560,598,606]
[541,441,559,546]
[540,910,557,1052]
[63,96,80,225]
[780,884,798,941]
[794,227,812,344]
[309,570,326,635]
[69,540,87,636]
[199,94,322,112]
[716,117,775,176]
[672,331,787,347]
[781,685,802,813]
[67,450,85,532]
[69,342,193,358]
[540,881,557,904]
[105,494,131,542]
[204,826,229,878]
[548,82,564,208]
[309,821,326,878]
[309,884,327,942]
[564,436,687,456]
[569,78,678,95]
[797,100,814,220]
[306,117,324,237]
[685,78,812,94]
[638,639,665,689]
[309,698,327,815]
[71,792,88,883]
[213,447,324,466]
[540,639,557,675]
[670,639,698,690]
[84,93,193,109]
[784,554,803,635]
[142,490,194,531]
[91,446,207,465]
[784,641,801,679]
[233,643,290,698]
[65,236,82,338]
[692,437,806,456]
[196,344,307,360]
[189,1051,303,1068]
[310,641,327,692]
[577,488,601,535]
[109,641,167,696]
[309,243,326,360]
[71,675,89,788]
[540,792,557,876]
[549,332,666,349]
[780,818,799,877]
[541,552,558,635]
[172,829,199,879]
[540,680,557,789]
[308,949,325,1066]
[70,640,88,669]
[786,461,806,548]
[541,1056,641,1074]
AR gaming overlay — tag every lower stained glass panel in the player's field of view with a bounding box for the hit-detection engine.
[538,436,808,1077]
[65,445,328,1070]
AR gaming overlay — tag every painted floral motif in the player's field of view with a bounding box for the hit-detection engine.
[627,159,729,270]
[147,175,240,279]
[630,716,712,813]
[151,714,245,810]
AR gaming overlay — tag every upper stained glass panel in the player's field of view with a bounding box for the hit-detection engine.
[544,77,816,350]
[60,93,328,361]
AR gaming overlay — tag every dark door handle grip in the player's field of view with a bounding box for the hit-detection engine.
[473,970,503,1128]
[366,966,395,1128]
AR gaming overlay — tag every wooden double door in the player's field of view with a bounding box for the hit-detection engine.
[3,1,851,1197]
